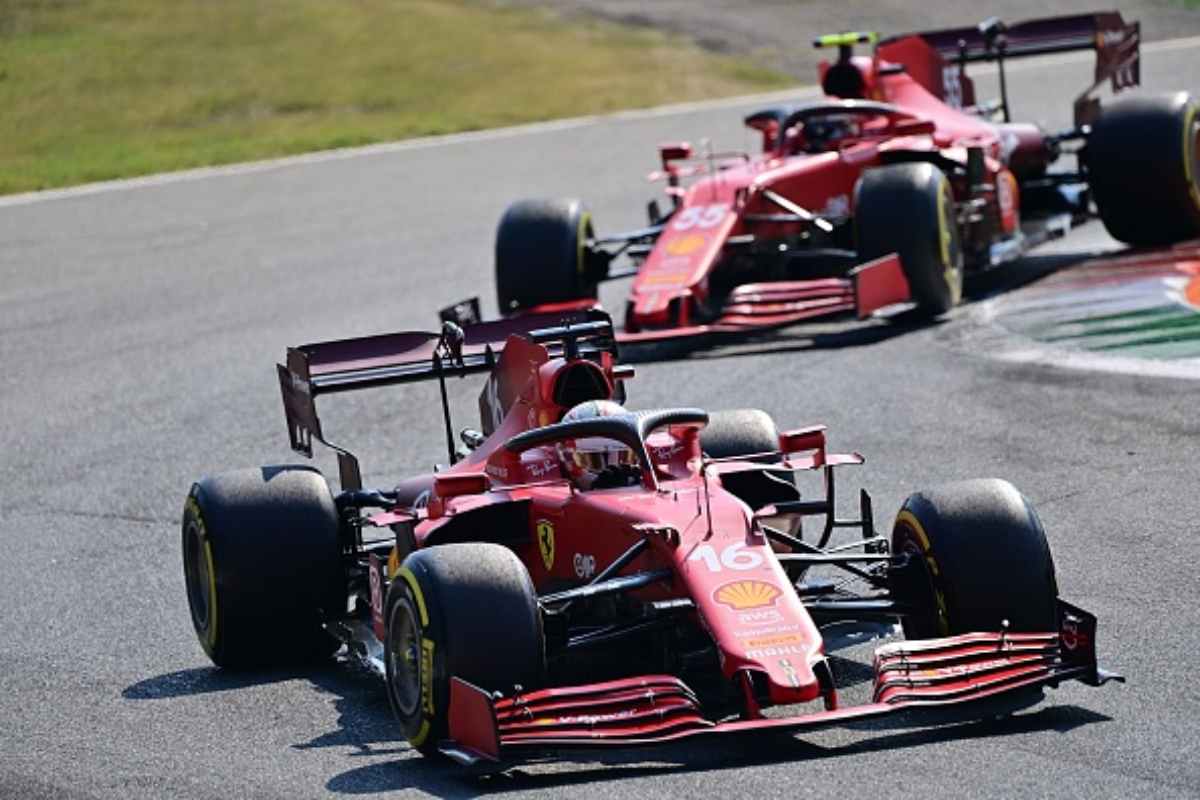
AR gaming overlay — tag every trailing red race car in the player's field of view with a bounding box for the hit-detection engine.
[182,311,1120,766]
[492,12,1200,342]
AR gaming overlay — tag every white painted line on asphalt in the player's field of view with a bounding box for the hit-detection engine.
[972,298,1200,380]
[993,334,1200,381]
[1,34,1197,209]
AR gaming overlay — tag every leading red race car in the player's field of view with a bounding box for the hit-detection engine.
[491,12,1200,342]
[182,310,1120,766]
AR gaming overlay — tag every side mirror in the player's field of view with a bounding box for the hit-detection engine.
[780,425,826,455]
[659,142,693,164]
[977,16,1006,46]
[745,116,781,152]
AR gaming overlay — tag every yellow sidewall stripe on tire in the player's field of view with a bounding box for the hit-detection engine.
[410,719,431,748]
[895,510,950,636]
[1183,102,1200,209]
[203,539,219,649]
[185,494,219,651]
[396,566,435,747]
[935,177,961,305]
[397,567,429,627]
[896,510,933,570]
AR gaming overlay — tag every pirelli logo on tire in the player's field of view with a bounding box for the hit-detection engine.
[420,638,435,716]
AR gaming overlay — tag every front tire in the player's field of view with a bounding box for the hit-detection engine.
[701,409,801,520]
[181,466,345,669]
[1088,91,1200,246]
[855,162,963,316]
[385,543,545,755]
[889,478,1057,640]
[495,198,597,314]
[699,408,779,460]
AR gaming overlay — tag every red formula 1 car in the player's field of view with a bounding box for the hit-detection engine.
[492,12,1200,342]
[182,311,1120,766]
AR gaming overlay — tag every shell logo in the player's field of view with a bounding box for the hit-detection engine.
[714,580,781,610]
[665,233,706,256]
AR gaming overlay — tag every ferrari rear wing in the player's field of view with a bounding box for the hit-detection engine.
[277,307,617,459]
[881,12,1139,126]
[887,13,1137,64]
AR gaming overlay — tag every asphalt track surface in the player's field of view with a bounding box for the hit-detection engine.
[2,42,1199,800]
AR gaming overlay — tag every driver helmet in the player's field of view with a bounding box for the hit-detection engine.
[557,400,639,490]
[804,114,856,152]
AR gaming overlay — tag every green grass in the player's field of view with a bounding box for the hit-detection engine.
[0,0,791,194]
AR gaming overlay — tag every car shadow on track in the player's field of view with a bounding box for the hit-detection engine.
[125,659,406,754]
[124,664,1110,797]
[618,250,1102,365]
[322,703,1110,797]
[122,664,325,699]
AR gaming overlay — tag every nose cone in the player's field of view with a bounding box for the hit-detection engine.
[691,565,826,704]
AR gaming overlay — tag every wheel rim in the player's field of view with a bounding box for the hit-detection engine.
[183,520,212,632]
[894,532,947,638]
[387,595,422,717]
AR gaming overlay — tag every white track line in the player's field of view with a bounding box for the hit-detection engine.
[973,298,1200,380]
[1,34,1197,209]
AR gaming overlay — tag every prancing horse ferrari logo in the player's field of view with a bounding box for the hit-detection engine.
[536,519,555,571]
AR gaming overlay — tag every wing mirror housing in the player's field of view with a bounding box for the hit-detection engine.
[659,142,693,164]
[460,428,485,450]
[780,425,827,456]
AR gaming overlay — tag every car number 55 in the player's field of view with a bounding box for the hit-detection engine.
[673,204,728,230]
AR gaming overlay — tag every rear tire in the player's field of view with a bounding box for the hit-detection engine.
[181,466,344,669]
[495,198,597,314]
[1088,91,1200,246]
[385,543,545,756]
[855,162,963,316]
[889,478,1057,640]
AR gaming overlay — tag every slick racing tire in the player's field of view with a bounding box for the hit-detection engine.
[181,466,344,669]
[855,162,963,317]
[1088,91,1200,246]
[889,479,1058,641]
[701,409,800,517]
[385,543,545,756]
[699,408,779,461]
[495,198,598,314]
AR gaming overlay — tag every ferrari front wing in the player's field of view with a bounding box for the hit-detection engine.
[616,252,912,345]
[438,600,1122,765]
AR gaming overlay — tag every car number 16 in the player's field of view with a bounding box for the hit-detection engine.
[688,542,764,572]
